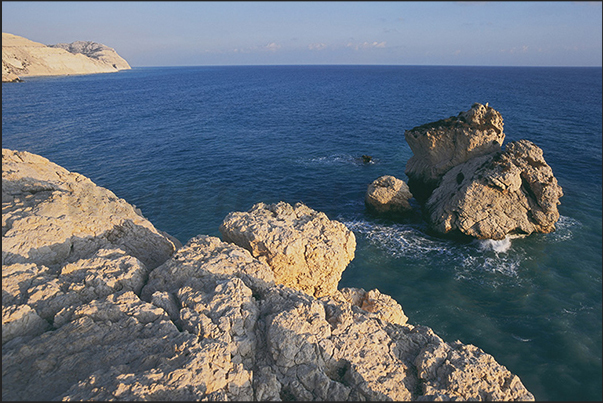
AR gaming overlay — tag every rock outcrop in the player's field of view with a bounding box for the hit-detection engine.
[49,40,131,71]
[403,103,562,239]
[2,148,179,270]
[2,148,535,400]
[2,32,130,82]
[426,139,563,239]
[220,201,356,298]
[365,175,413,214]
[405,103,504,200]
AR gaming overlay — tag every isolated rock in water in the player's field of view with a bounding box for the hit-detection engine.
[219,201,356,298]
[426,140,563,239]
[405,103,504,199]
[365,175,413,214]
[2,148,179,269]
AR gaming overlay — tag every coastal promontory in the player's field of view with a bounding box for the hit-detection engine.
[2,32,130,82]
[2,148,535,400]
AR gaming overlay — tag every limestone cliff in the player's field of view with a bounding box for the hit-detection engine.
[49,40,131,70]
[2,32,130,82]
[2,148,535,401]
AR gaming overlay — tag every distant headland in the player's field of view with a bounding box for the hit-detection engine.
[2,32,130,82]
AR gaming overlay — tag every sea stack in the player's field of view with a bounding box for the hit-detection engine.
[405,102,504,201]
[404,103,563,240]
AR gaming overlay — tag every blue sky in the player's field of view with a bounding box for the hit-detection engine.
[2,1,602,67]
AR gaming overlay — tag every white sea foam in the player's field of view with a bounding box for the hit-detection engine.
[544,215,582,242]
[299,153,376,167]
[459,253,522,279]
[342,219,453,259]
[512,334,533,342]
[477,237,513,253]
[343,218,527,285]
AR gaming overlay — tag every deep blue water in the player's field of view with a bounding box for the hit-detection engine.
[2,65,601,401]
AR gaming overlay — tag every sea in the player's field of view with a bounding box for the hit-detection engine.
[2,65,601,401]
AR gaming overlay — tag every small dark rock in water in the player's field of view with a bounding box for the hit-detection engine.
[361,155,373,164]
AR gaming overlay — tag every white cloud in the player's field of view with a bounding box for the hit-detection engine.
[264,42,281,51]
[345,41,386,51]
[308,42,327,51]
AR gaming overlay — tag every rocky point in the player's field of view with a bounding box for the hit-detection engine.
[2,147,535,400]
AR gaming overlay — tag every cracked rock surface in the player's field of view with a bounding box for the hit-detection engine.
[365,175,414,214]
[403,104,562,239]
[2,148,534,400]
[405,102,505,194]
[425,139,563,239]
[219,201,356,298]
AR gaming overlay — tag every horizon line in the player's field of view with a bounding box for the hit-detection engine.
[129,63,603,69]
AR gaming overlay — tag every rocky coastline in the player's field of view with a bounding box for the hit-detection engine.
[2,147,535,400]
[2,32,130,83]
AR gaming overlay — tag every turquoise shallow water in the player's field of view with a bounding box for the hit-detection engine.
[2,65,602,401]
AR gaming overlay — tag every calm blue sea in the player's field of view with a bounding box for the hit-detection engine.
[2,65,602,401]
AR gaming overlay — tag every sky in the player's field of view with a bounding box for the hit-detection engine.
[2,1,602,67]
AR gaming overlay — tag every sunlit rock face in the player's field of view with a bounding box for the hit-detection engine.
[220,201,356,298]
[405,102,504,201]
[2,32,130,82]
[425,139,563,240]
[2,148,535,401]
[2,148,179,270]
[404,103,562,240]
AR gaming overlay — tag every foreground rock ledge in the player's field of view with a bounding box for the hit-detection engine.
[2,148,535,401]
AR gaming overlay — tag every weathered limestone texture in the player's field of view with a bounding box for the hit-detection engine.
[2,148,179,269]
[219,201,356,298]
[2,32,130,82]
[426,139,563,239]
[365,175,413,214]
[403,103,562,239]
[2,148,535,400]
[405,103,504,199]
